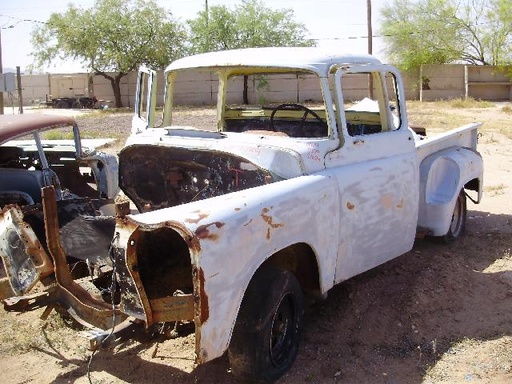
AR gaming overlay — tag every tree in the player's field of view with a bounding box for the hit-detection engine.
[380,0,512,71]
[486,0,512,75]
[188,0,314,53]
[31,0,188,107]
[188,0,314,103]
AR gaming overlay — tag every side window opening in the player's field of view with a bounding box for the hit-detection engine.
[339,71,402,137]
[134,68,157,129]
[136,72,150,122]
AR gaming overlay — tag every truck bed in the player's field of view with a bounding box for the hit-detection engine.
[416,122,481,163]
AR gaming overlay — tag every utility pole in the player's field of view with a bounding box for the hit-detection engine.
[17,66,23,114]
[367,0,373,56]
[206,0,209,27]
[0,28,4,115]
[0,25,14,114]
[205,0,210,50]
[367,0,374,99]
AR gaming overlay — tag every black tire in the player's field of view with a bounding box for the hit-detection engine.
[440,189,467,244]
[54,100,70,109]
[228,267,304,383]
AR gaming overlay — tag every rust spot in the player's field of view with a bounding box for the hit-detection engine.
[260,207,283,229]
[187,235,201,254]
[396,198,404,209]
[346,202,355,210]
[380,194,393,209]
[260,207,283,241]
[234,207,241,212]
[185,210,210,224]
[116,216,139,231]
[115,201,130,216]
[198,268,209,324]
[195,222,225,240]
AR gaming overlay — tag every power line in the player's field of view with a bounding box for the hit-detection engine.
[0,12,497,43]
[0,14,46,28]
[0,13,383,42]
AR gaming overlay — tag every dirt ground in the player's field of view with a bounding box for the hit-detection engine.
[0,102,511,384]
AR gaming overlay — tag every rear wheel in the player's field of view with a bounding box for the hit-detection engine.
[228,267,304,383]
[440,189,467,243]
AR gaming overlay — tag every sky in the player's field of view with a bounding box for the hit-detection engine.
[0,0,389,74]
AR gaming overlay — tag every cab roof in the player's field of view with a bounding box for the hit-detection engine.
[166,47,382,76]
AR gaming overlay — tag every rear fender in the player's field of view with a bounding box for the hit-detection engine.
[418,147,483,236]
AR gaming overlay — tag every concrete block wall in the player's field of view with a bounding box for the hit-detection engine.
[420,64,466,101]
[10,64,512,108]
[466,65,512,100]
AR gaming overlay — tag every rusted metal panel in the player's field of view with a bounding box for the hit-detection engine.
[40,186,125,329]
[119,145,275,212]
[3,289,55,312]
[0,278,14,299]
[115,225,151,322]
[1,186,125,330]
[149,294,194,322]
[0,205,53,297]
[111,218,201,328]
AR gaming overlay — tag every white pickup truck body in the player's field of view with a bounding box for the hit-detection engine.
[0,48,483,382]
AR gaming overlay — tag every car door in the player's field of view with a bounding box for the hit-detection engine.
[326,65,419,283]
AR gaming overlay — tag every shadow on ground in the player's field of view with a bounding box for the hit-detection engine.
[37,211,512,384]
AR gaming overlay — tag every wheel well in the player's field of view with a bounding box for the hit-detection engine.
[464,177,479,192]
[261,243,320,296]
[135,227,193,299]
[463,177,482,203]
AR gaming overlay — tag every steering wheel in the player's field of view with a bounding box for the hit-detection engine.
[269,103,324,131]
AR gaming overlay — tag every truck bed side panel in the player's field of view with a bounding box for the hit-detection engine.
[416,123,481,163]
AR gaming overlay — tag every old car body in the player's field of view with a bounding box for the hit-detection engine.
[0,114,119,307]
[0,114,118,205]
[0,48,483,382]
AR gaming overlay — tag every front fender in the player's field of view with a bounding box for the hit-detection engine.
[418,147,483,236]
[122,173,339,363]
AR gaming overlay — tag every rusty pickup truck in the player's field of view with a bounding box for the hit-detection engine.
[0,48,483,382]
